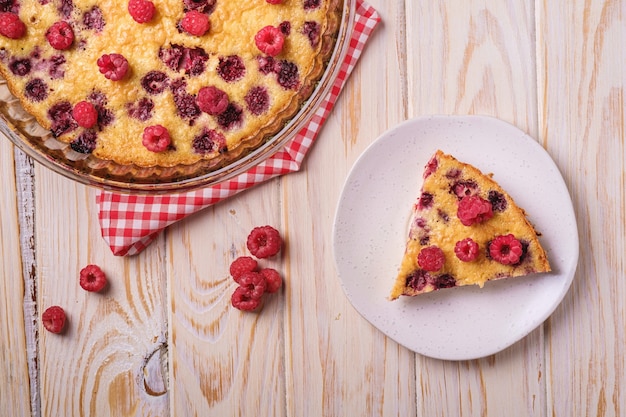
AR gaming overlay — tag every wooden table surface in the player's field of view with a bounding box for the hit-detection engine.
[2,0,625,416]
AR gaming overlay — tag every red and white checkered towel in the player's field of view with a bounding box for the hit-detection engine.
[97,1,380,256]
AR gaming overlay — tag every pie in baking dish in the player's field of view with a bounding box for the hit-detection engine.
[0,0,343,168]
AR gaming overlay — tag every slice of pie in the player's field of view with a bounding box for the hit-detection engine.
[389,150,551,300]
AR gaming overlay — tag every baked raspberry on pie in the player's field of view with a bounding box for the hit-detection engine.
[0,0,343,169]
[389,150,551,300]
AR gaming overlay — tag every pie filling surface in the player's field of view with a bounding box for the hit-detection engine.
[390,150,551,300]
[0,0,343,168]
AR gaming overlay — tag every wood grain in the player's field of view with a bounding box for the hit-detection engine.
[1,0,626,415]
[167,182,286,417]
[0,140,34,417]
[537,0,626,415]
[34,166,169,416]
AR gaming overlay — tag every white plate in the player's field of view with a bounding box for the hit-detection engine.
[332,115,578,361]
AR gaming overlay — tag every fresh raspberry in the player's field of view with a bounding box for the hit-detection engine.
[237,271,267,300]
[244,86,270,115]
[181,10,210,36]
[457,195,494,226]
[260,268,282,293]
[266,0,282,4]
[196,86,229,115]
[417,246,445,272]
[128,0,155,23]
[0,12,26,39]
[72,100,98,128]
[42,306,67,334]
[254,25,285,57]
[489,234,523,265]
[246,225,282,259]
[231,286,262,311]
[45,21,74,50]
[229,256,258,283]
[97,53,129,81]
[79,264,108,292]
[454,238,479,262]
[142,125,171,152]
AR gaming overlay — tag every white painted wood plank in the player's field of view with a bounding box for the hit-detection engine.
[0,136,34,417]
[167,182,286,417]
[34,166,169,417]
[537,0,626,415]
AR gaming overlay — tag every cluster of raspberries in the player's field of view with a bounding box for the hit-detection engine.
[230,225,284,312]
[42,264,108,334]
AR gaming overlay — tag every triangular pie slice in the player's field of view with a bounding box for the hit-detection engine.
[389,150,551,300]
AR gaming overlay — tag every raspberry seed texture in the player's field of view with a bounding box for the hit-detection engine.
[246,225,282,258]
[0,12,26,39]
[42,306,67,333]
[489,234,524,265]
[417,246,445,272]
[46,21,74,50]
[97,53,129,81]
[79,264,108,292]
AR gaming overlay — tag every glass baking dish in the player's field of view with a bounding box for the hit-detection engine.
[0,0,354,194]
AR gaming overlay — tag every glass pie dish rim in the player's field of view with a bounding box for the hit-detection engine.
[0,0,355,194]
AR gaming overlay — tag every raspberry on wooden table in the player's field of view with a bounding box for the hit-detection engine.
[260,268,282,293]
[231,286,262,311]
[42,306,67,334]
[237,271,267,300]
[229,256,258,283]
[0,12,26,39]
[246,225,282,259]
[79,264,108,292]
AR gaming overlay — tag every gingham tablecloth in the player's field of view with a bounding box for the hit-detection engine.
[97,1,380,256]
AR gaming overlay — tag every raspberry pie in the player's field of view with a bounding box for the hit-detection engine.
[0,0,343,170]
[389,150,551,300]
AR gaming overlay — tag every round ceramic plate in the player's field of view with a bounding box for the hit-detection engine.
[332,115,578,361]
